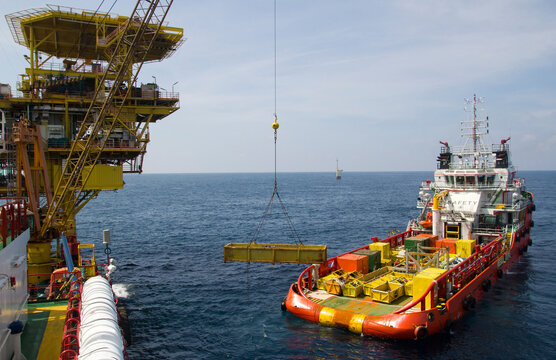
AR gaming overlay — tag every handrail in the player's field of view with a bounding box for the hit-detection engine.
[394,234,504,314]
[59,278,82,360]
[296,228,505,314]
[28,264,107,301]
[0,199,28,247]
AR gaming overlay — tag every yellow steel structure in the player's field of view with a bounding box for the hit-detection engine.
[1,1,183,288]
[12,121,52,231]
[224,243,327,264]
[81,164,124,190]
[40,0,178,238]
[412,267,447,309]
[77,243,96,278]
[2,1,183,241]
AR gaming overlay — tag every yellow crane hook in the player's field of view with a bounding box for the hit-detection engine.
[272,115,279,130]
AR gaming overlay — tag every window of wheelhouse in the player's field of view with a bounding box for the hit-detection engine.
[444,175,454,186]
[478,174,486,186]
[456,176,464,186]
[486,175,495,186]
[465,176,476,186]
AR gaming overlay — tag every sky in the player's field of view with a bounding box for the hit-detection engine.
[1,0,556,173]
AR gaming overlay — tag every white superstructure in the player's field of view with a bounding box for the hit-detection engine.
[0,229,29,360]
[410,95,533,246]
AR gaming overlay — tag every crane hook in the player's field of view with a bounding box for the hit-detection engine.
[272,115,279,130]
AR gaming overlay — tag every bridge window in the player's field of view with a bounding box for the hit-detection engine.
[487,175,495,185]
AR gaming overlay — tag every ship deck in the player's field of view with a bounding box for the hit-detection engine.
[306,290,413,316]
[22,301,66,360]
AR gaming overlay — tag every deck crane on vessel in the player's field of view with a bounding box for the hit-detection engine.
[2,0,183,289]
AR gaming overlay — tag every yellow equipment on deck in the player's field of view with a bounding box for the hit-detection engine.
[78,243,96,278]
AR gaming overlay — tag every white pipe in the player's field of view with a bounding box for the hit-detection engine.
[432,191,447,238]
[79,276,124,360]
[432,209,442,237]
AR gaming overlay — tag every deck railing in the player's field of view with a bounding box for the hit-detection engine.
[0,198,29,248]
[296,228,506,315]
[59,279,82,360]
[394,234,504,313]
[28,264,107,301]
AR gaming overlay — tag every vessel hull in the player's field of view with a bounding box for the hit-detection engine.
[285,232,530,340]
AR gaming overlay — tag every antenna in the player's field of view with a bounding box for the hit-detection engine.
[462,94,489,153]
[462,94,489,167]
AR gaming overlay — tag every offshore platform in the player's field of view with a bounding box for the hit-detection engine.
[0,2,183,298]
[0,2,184,358]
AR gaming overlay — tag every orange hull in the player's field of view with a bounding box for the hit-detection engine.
[284,223,532,340]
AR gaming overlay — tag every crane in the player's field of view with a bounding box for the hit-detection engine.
[41,0,176,239]
[3,0,183,286]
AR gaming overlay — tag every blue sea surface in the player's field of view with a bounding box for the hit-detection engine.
[77,171,556,359]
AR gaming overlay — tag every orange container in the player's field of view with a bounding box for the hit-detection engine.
[437,238,457,254]
[337,254,368,274]
[416,233,439,247]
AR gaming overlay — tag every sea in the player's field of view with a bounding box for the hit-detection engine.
[76,171,556,359]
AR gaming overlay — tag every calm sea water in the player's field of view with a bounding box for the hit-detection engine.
[77,171,556,359]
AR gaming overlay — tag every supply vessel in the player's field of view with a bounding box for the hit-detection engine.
[0,2,183,359]
[284,96,535,339]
